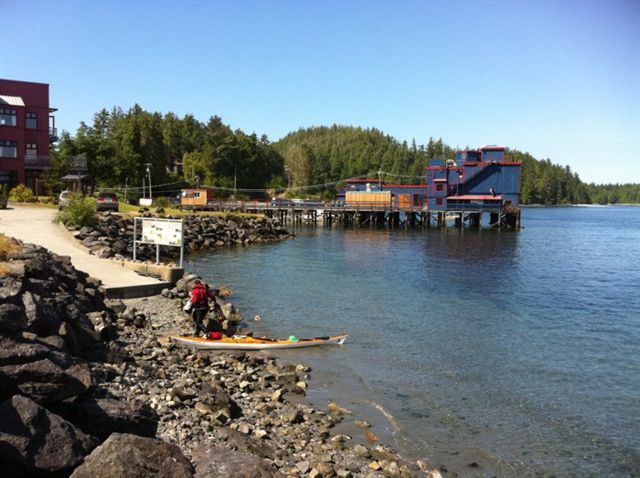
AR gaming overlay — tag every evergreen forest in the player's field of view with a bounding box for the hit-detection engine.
[45,106,640,205]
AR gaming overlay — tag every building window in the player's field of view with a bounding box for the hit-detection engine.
[0,140,18,157]
[26,143,37,159]
[436,183,444,191]
[26,112,37,129]
[0,108,17,126]
[435,198,443,206]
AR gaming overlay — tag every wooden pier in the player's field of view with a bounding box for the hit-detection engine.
[240,202,520,229]
[183,200,521,230]
[322,208,520,229]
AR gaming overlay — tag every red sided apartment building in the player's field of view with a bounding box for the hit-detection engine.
[0,79,57,194]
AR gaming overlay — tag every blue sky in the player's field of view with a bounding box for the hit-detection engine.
[1,0,638,184]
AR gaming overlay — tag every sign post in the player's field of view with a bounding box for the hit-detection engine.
[133,217,184,267]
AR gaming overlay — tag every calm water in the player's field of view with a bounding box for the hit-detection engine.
[189,206,640,477]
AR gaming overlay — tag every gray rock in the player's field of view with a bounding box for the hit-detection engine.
[0,395,97,477]
[70,433,193,478]
[0,273,24,301]
[22,290,63,336]
[192,446,282,478]
[0,303,26,333]
[50,397,158,440]
[0,337,93,404]
[104,298,126,314]
[86,311,116,341]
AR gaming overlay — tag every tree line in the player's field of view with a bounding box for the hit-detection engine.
[45,106,639,205]
[45,105,285,199]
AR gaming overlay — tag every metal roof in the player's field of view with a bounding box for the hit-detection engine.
[0,95,25,107]
[61,174,88,181]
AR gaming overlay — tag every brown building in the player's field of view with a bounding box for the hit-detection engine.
[0,79,57,194]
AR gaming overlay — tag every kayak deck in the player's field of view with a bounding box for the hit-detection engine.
[170,333,348,350]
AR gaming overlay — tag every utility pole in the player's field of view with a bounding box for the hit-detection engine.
[146,163,152,200]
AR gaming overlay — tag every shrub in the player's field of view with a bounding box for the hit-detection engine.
[1,184,8,200]
[8,184,36,203]
[153,196,170,209]
[55,194,98,228]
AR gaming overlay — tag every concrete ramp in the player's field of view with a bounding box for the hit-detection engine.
[0,205,174,298]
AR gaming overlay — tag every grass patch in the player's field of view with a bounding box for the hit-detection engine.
[117,202,261,219]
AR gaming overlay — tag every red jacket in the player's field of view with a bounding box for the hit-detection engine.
[191,283,209,306]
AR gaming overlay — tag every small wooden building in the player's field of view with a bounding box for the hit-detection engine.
[180,188,215,208]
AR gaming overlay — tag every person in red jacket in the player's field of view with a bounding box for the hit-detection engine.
[190,280,212,336]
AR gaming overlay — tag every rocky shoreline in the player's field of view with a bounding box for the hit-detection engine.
[0,236,439,477]
[71,212,292,261]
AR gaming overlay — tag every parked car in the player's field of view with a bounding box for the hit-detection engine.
[58,190,72,210]
[270,198,293,207]
[96,192,119,212]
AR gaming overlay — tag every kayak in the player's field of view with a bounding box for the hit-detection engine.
[170,333,348,350]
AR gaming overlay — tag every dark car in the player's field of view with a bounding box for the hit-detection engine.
[96,192,119,212]
[270,198,293,207]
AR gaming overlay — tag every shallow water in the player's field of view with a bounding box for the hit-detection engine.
[189,206,640,477]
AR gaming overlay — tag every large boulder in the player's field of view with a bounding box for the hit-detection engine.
[70,433,193,478]
[50,397,158,440]
[0,337,93,405]
[22,290,66,336]
[192,447,282,478]
[0,395,97,477]
[0,303,26,333]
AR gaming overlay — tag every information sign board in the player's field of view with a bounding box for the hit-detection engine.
[141,218,182,247]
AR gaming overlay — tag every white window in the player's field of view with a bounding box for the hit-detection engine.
[0,140,18,157]
[26,143,37,159]
[0,108,17,126]
[26,112,37,129]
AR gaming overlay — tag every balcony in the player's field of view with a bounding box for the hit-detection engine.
[24,154,51,170]
[49,127,58,143]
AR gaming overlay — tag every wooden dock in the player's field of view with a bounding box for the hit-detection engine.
[191,201,521,229]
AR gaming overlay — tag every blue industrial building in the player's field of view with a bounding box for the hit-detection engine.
[333,145,522,228]
[426,145,521,212]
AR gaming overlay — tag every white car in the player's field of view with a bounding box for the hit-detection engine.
[58,190,72,209]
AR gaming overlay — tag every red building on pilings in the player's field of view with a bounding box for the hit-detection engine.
[0,79,57,194]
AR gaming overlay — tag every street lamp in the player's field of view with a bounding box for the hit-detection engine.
[145,163,152,200]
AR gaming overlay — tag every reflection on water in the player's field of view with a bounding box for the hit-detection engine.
[191,207,640,477]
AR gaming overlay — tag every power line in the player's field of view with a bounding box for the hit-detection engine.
[94,171,426,196]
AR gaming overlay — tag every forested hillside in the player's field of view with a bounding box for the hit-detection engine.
[48,108,638,204]
[272,125,455,189]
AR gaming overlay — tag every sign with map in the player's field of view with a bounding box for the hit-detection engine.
[140,218,183,247]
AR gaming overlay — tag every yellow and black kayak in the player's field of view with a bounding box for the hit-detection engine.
[170,333,348,350]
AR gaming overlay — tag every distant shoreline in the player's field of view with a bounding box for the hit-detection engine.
[521,203,640,208]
